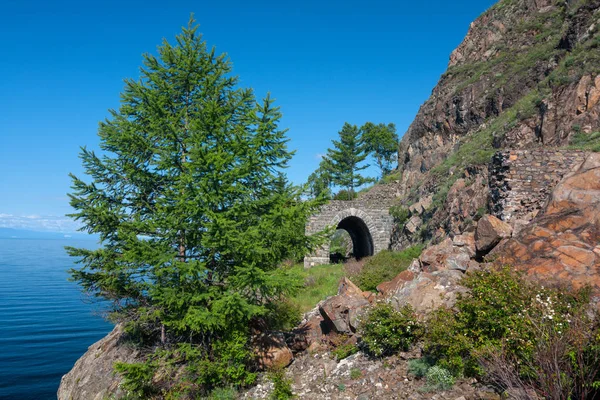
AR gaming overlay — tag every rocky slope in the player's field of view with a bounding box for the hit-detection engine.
[394,0,600,245]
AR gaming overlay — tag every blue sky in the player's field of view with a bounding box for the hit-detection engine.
[0,0,496,232]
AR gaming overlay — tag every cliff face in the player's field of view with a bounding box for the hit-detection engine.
[392,0,600,246]
[399,0,600,192]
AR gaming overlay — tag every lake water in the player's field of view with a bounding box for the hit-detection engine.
[0,238,113,399]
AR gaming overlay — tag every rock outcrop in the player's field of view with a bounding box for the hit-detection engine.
[58,324,142,400]
[493,153,600,296]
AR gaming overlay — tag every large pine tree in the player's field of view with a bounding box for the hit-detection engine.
[67,19,323,392]
[326,122,373,195]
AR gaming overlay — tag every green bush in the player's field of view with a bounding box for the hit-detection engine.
[389,204,410,225]
[359,303,421,357]
[114,362,157,400]
[423,366,455,391]
[423,266,592,378]
[268,368,294,400]
[408,358,433,378]
[265,299,302,331]
[352,246,423,292]
[332,343,359,360]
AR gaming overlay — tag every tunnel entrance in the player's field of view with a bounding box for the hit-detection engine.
[331,216,374,262]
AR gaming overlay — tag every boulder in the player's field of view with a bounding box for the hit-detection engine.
[318,278,370,334]
[386,270,467,314]
[475,214,513,253]
[58,324,143,400]
[253,332,294,370]
[420,237,473,273]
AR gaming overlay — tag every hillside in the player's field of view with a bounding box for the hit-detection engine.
[392,0,600,245]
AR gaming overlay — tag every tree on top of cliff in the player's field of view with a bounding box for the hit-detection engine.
[66,17,325,392]
[326,122,374,196]
[362,122,398,178]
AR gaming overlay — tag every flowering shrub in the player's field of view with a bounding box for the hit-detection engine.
[424,366,455,391]
[422,265,598,394]
[359,303,421,357]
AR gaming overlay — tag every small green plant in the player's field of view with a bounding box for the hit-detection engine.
[332,343,359,360]
[350,368,362,379]
[352,246,423,292]
[360,303,421,357]
[408,358,433,378]
[389,204,410,225]
[268,368,294,400]
[337,383,346,392]
[423,366,455,391]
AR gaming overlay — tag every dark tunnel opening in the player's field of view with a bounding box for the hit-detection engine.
[334,216,374,261]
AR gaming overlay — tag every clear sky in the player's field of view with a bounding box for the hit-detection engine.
[0,0,496,232]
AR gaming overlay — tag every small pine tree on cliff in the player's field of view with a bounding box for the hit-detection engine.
[362,122,398,177]
[67,18,324,393]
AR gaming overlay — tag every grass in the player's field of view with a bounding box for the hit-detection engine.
[351,246,424,292]
[287,263,345,313]
[568,132,600,152]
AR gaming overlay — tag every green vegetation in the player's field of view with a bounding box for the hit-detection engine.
[325,123,375,196]
[389,204,410,226]
[359,303,421,357]
[380,170,402,184]
[267,369,294,400]
[352,246,423,292]
[287,263,345,313]
[408,358,433,378]
[349,368,362,380]
[362,122,399,177]
[569,131,600,152]
[204,387,238,400]
[306,121,398,198]
[332,342,359,360]
[423,267,599,388]
[422,366,455,392]
[67,19,328,396]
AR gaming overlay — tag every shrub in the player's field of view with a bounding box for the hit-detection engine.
[408,358,433,378]
[360,303,421,357]
[332,343,359,360]
[114,362,157,399]
[423,266,594,379]
[268,368,294,400]
[352,246,423,292]
[389,204,410,225]
[423,366,455,391]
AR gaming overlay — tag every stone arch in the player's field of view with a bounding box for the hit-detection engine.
[329,208,376,259]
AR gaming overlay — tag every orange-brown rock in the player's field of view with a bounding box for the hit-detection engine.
[494,154,600,295]
[475,214,513,253]
[253,332,294,370]
[319,278,370,334]
[420,237,473,273]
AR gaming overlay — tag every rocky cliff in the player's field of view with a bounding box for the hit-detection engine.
[394,0,600,244]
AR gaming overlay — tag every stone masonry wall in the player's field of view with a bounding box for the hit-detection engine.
[304,183,399,267]
[489,149,588,228]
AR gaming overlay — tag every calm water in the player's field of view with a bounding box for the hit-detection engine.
[0,239,113,399]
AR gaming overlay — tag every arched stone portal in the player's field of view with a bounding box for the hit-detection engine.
[336,215,374,259]
[304,203,394,268]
